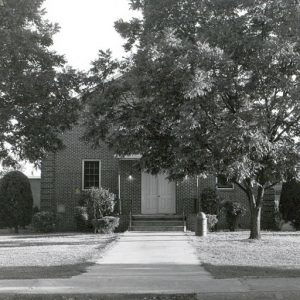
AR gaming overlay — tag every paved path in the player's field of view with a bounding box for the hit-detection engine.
[1,231,300,298]
[96,231,204,265]
[78,231,220,293]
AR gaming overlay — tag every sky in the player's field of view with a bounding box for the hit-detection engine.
[43,0,138,71]
[21,0,138,176]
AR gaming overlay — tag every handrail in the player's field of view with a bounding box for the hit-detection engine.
[129,210,132,231]
[183,207,187,232]
[129,196,133,231]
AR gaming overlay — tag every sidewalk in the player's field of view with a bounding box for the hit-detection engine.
[0,232,299,299]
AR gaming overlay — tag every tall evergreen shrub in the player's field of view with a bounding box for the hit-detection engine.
[0,171,33,233]
[280,180,300,229]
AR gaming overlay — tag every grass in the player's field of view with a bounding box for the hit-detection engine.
[189,231,300,279]
[0,233,117,279]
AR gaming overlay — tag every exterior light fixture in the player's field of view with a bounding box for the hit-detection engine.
[128,175,133,181]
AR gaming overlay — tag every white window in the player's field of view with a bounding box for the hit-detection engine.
[82,160,101,190]
[216,175,234,189]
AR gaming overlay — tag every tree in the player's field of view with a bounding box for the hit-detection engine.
[83,0,300,239]
[0,0,83,165]
[0,171,33,233]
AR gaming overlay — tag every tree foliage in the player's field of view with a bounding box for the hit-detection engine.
[0,170,33,232]
[84,0,300,239]
[0,0,83,165]
[200,187,220,215]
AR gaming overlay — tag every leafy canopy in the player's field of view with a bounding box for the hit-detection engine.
[84,0,300,190]
[0,0,83,166]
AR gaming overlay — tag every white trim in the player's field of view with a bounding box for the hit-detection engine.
[118,173,121,214]
[81,159,101,190]
[216,176,234,190]
[115,155,142,160]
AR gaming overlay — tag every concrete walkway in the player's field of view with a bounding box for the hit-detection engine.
[1,231,300,298]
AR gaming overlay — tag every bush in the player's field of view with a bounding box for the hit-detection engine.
[74,206,90,231]
[76,187,117,233]
[32,211,56,233]
[279,180,300,230]
[80,187,116,219]
[92,216,120,234]
[206,214,218,232]
[0,171,33,233]
[200,188,221,215]
[222,201,246,231]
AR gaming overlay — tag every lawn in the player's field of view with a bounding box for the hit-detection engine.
[189,231,300,279]
[0,233,117,279]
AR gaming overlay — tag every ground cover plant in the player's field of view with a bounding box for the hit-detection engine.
[190,231,300,278]
[0,233,116,279]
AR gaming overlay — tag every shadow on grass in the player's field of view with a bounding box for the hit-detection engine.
[0,239,113,248]
[203,263,300,279]
[10,233,94,239]
[0,263,95,279]
[0,295,198,300]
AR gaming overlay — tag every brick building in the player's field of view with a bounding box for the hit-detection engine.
[40,125,278,231]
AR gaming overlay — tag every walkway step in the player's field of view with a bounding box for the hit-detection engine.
[132,215,183,220]
[131,226,185,231]
[132,221,183,226]
[130,215,185,231]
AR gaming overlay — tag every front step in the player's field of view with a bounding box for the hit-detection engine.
[130,215,185,231]
[131,226,185,231]
[132,214,183,220]
[133,220,183,226]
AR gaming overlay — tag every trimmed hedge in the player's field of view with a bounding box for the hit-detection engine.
[280,180,300,230]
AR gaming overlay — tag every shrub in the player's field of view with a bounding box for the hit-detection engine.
[76,187,117,233]
[279,180,300,230]
[74,206,90,231]
[222,201,246,231]
[206,214,218,232]
[92,216,119,234]
[200,188,221,215]
[80,187,116,219]
[32,211,56,233]
[0,171,33,233]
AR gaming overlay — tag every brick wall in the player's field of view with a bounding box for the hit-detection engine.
[177,175,251,230]
[40,125,119,230]
[119,160,141,215]
[183,176,276,231]
[41,125,277,231]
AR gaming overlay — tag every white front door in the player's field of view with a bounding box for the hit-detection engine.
[141,172,176,214]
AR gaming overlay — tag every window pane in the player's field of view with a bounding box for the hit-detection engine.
[217,175,233,189]
[83,161,100,189]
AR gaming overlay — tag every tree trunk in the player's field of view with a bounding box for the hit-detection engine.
[14,226,19,234]
[249,206,262,239]
[247,185,264,240]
